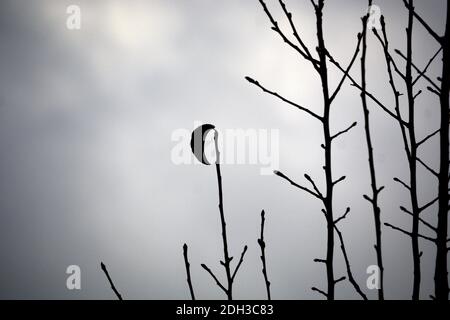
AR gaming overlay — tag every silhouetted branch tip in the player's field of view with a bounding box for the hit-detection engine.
[245,76,323,121]
[232,245,248,281]
[332,176,346,186]
[331,122,357,141]
[384,222,437,243]
[334,276,346,284]
[275,170,322,200]
[258,209,271,300]
[334,207,351,225]
[311,287,328,298]
[417,129,440,148]
[419,197,439,213]
[334,225,368,300]
[417,157,439,177]
[201,264,227,294]
[402,0,443,44]
[395,49,441,91]
[394,177,411,190]
[183,244,196,300]
[100,262,123,300]
[427,86,440,96]
[314,258,327,264]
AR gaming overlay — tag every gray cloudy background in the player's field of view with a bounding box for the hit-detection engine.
[0,0,447,299]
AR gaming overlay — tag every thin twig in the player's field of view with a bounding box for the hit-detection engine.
[413,48,443,86]
[100,262,123,300]
[394,177,411,190]
[399,206,437,232]
[384,222,437,243]
[232,245,248,281]
[417,157,439,177]
[258,210,271,300]
[402,0,443,44]
[257,0,319,66]
[334,225,368,300]
[311,287,328,298]
[278,0,319,71]
[331,122,357,141]
[245,77,323,121]
[201,264,227,294]
[334,207,350,225]
[395,49,441,92]
[326,50,408,127]
[274,170,323,200]
[417,129,440,148]
[183,244,196,300]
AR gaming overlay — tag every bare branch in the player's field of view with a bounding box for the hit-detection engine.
[402,0,443,44]
[394,177,411,190]
[372,26,406,80]
[304,174,323,199]
[416,157,439,177]
[329,33,363,103]
[427,85,441,96]
[417,129,440,148]
[384,222,437,242]
[334,276,347,284]
[399,206,437,232]
[334,207,350,225]
[231,245,248,282]
[257,0,319,66]
[100,262,123,300]
[395,49,441,92]
[331,122,358,141]
[413,48,443,86]
[201,264,227,294]
[419,197,439,213]
[245,76,323,121]
[314,258,327,264]
[375,16,411,161]
[334,225,368,300]
[274,170,322,200]
[258,210,271,300]
[278,0,319,70]
[413,90,422,100]
[311,287,328,298]
[183,244,196,300]
[326,51,409,127]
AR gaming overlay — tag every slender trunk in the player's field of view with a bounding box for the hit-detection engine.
[214,131,233,300]
[434,0,450,301]
[406,0,421,300]
[360,0,384,300]
[315,0,335,300]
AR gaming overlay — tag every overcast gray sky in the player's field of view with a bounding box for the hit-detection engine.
[0,0,447,299]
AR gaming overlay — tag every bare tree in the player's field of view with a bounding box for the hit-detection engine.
[435,0,450,301]
[246,0,365,300]
[190,124,248,300]
[400,0,450,300]
[328,0,448,300]
[359,0,385,300]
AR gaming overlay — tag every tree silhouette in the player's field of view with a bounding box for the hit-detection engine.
[246,0,365,300]
[328,0,449,300]
[188,124,248,300]
[359,0,385,300]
